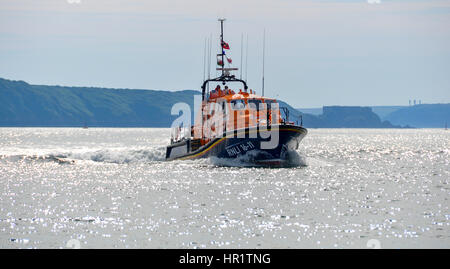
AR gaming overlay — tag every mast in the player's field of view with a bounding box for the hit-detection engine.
[203,37,207,81]
[201,19,248,98]
[240,33,243,80]
[218,18,226,77]
[245,34,248,81]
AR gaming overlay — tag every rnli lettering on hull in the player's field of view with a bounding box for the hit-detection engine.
[225,141,255,157]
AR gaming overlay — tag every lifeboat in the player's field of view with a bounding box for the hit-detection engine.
[165,19,307,166]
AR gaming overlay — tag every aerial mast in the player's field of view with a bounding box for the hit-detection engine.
[218,18,226,77]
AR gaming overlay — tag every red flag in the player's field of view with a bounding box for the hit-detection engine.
[221,41,230,50]
[227,57,232,64]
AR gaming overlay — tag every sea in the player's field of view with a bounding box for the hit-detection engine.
[0,128,448,248]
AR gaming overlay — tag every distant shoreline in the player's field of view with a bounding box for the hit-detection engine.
[1,77,448,129]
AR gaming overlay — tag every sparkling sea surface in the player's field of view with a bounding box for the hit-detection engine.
[0,128,448,248]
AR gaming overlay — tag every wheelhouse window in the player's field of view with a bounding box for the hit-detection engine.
[247,99,262,111]
[264,99,277,110]
[230,99,246,110]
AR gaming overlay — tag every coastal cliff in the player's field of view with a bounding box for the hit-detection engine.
[3,77,444,128]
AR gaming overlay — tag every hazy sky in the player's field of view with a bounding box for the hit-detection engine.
[1,0,449,107]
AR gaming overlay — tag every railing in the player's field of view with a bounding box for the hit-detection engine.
[172,105,304,144]
[170,126,190,144]
[280,107,290,123]
[280,107,303,126]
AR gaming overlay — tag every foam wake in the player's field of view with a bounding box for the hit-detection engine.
[64,148,166,163]
[0,147,166,164]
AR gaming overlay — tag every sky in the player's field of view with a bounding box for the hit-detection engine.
[0,0,449,108]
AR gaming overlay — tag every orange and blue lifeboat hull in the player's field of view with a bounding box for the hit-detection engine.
[165,124,307,167]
